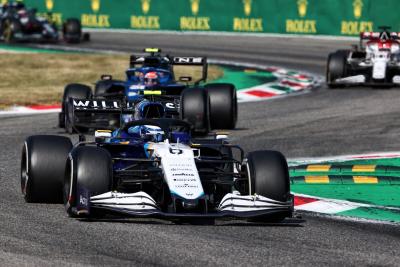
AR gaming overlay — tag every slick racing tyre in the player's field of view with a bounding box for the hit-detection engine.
[64,146,112,217]
[21,135,72,203]
[205,83,237,130]
[180,88,210,135]
[61,83,92,133]
[326,50,349,88]
[244,150,292,222]
[63,18,82,43]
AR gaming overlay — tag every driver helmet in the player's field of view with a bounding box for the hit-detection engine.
[144,71,158,86]
[128,125,164,142]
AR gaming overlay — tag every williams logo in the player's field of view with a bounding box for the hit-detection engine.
[142,0,151,14]
[91,0,100,13]
[243,0,252,16]
[191,0,200,16]
[297,0,307,18]
[45,0,54,11]
[353,0,363,19]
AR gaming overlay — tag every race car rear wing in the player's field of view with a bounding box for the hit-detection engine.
[358,31,400,49]
[129,54,208,84]
[67,97,180,132]
[66,98,132,131]
[360,32,400,40]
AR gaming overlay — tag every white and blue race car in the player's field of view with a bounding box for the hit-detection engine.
[21,118,293,222]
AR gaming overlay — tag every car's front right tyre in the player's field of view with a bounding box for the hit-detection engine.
[64,146,113,217]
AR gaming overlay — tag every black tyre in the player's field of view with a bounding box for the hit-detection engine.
[21,135,72,203]
[61,83,92,133]
[64,146,112,217]
[180,88,210,135]
[205,83,237,130]
[245,150,291,221]
[326,50,349,88]
[63,18,82,43]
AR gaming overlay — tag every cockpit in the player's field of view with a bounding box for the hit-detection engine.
[126,67,173,86]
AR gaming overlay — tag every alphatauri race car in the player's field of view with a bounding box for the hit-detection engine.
[0,2,89,43]
[326,27,400,87]
[21,118,293,222]
[59,48,237,135]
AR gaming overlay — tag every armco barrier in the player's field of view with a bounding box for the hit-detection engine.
[18,0,400,36]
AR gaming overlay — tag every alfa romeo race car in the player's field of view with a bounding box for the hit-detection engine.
[326,27,400,87]
[21,118,293,222]
[0,2,88,43]
[59,48,237,135]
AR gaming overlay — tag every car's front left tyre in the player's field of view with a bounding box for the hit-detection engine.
[21,135,72,203]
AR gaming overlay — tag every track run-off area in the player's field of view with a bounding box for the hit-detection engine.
[0,32,400,266]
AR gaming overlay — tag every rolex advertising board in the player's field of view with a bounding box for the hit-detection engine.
[16,0,400,36]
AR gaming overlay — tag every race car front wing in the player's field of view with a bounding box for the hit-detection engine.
[73,191,293,219]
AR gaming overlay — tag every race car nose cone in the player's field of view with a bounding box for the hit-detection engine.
[182,199,198,210]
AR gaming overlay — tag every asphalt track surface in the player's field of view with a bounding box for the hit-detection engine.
[1,32,400,266]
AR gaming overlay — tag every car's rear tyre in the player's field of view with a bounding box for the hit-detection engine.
[245,150,292,222]
[61,83,92,133]
[205,83,237,130]
[63,18,82,43]
[326,50,349,88]
[180,88,210,135]
[64,146,113,217]
[21,135,72,203]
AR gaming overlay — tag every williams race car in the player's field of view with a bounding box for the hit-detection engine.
[326,26,400,87]
[59,48,237,135]
[0,2,88,43]
[21,118,293,222]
